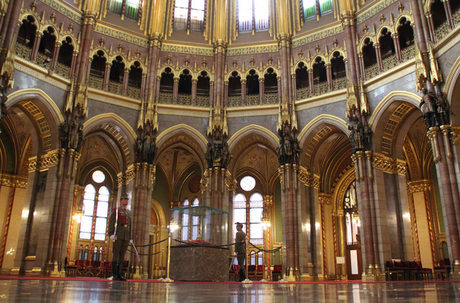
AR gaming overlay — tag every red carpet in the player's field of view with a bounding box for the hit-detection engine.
[1,275,459,284]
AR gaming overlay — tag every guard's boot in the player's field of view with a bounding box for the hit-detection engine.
[239,268,246,282]
[112,262,120,280]
[118,262,127,281]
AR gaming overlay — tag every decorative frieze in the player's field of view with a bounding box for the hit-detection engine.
[298,166,320,189]
[28,149,61,173]
[407,179,432,194]
[318,193,333,205]
[0,174,28,189]
[373,152,406,175]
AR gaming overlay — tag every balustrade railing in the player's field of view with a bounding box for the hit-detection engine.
[159,92,173,104]
[55,62,71,79]
[127,86,141,99]
[196,95,210,107]
[265,92,278,104]
[15,43,32,59]
[314,82,328,95]
[332,77,347,91]
[178,94,191,105]
[36,52,52,70]
[435,21,449,41]
[365,64,379,80]
[247,94,259,106]
[108,80,123,95]
[88,75,103,90]
[382,54,398,71]
[228,96,241,107]
[400,44,415,62]
[296,87,310,100]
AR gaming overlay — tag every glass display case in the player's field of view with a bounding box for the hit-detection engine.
[169,205,229,246]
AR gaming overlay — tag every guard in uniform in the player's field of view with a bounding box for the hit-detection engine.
[235,222,246,282]
[108,193,132,281]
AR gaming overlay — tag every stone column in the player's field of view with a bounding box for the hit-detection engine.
[291,74,297,101]
[407,180,437,270]
[132,163,156,279]
[442,0,454,30]
[69,50,78,79]
[259,78,264,104]
[241,79,247,106]
[278,34,292,101]
[172,77,179,104]
[279,163,300,280]
[30,32,42,62]
[393,33,402,62]
[122,67,129,95]
[50,41,61,72]
[353,152,377,281]
[140,72,147,100]
[326,63,332,91]
[308,69,314,96]
[429,126,460,277]
[103,62,111,91]
[224,81,229,107]
[375,43,383,72]
[191,79,197,106]
[146,34,162,102]
[0,0,22,64]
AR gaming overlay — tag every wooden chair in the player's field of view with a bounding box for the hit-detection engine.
[272,264,282,281]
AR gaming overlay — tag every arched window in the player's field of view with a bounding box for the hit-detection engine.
[181,199,190,241]
[107,0,140,20]
[238,0,269,33]
[180,198,201,241]
[79,171,110,241]
[344,181,359,245]
[174,0,206,32]
[233,176,264,245]
[302,0,333,21]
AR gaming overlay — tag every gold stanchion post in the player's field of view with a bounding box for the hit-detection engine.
[162,232,174,282]
[242,236,252,283]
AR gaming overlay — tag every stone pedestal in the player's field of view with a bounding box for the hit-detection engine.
[170,246,229,281]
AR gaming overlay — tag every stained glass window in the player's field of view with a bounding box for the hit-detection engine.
[303,0,316,20]
[319,0,333,15]
[174,0,206,32]
[79,178,110,241]
[238,0,269,33]
[107,0,139,20]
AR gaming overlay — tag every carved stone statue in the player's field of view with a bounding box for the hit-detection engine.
[435,91,449,126]
[419,88,437,128]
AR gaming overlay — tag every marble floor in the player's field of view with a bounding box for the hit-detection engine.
[1,278,460,302]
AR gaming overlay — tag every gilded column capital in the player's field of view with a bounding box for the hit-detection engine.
[450,125,460,144]
[149,33,163,48]
[82,10,98,26]
[298,166,320,189]
[372,151,406,175]
[318,193,333,205]
[407,179,432,193]
[0,173,28,189]
[213,40,227,54]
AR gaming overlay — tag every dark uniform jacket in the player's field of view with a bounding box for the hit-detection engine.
[108,207,132,241]
[235,230,246,254]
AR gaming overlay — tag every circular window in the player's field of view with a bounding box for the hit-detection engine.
[240,176,256,191]
[92,170,105,183]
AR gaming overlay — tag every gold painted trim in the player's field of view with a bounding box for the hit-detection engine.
[227,124,279,147]
[443,51,460,100]
[87,90,141,109]
[356,0,399,25]
[156,124,208,147]
[291,22,343,48]
[6,89,65,125]
[297,114,348,143]
[364,59,415,91]
[226,104,278,118]
[84,113,137,140]
[95,22,148,48]
[434,21,460,57]
[295,90,347,111]
[24,256,36,261]
[368,91,420,127]
[14,58,70,90]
